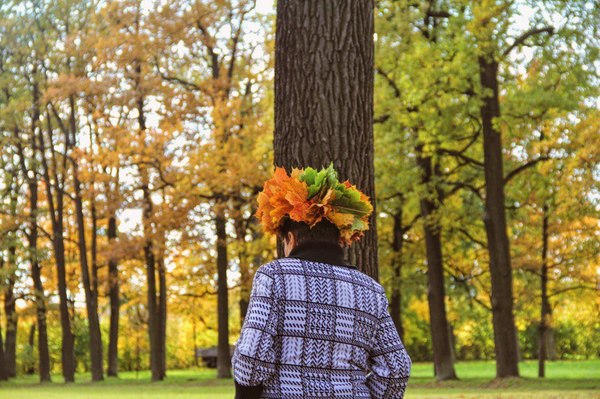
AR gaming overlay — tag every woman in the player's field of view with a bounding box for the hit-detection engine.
[233,165,411,398]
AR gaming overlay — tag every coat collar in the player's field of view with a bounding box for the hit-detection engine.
[286,240,356,269]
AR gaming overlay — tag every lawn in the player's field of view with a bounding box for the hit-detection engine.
[1,360,598,398]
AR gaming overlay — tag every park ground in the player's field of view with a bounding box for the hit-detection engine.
[1,360,598,399]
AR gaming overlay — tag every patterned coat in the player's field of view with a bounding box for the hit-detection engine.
[232,240,411,399]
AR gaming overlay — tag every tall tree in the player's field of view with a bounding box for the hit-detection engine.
[72,123,105,381]
[0,9,40,380]
[134,48,162,381]
[416,146,458,380]
[476,44,521,378]
[38,105,76,382]
[152,0,271,378]
[470,0,559,377]
[374,1,472,379]
[274,0,378,278]
[17,69,51,383]
[40,0,106,380]
[96,0,166,380]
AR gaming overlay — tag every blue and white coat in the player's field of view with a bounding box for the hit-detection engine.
[232,240,411,399]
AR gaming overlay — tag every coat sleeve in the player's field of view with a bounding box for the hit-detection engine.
[232,267,279,397]
[366,293,411,399]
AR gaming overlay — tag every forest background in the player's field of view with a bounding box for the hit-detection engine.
[0,0,598,384]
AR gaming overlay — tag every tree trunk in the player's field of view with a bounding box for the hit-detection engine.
[26,324,35,375]
[239,267,250,326]
[107,213,120,377]
[20,78,51,383]
[136,86,161,383]
[55,207,76,383]
[30,178,51,383]
[91,202,99,303]
[234,215,250,325]
[416,148,457,381]
[0,322,6,381]
[73,167,104,381]
[54,202,76,382]
[538,206,551,378]
[478,56,520,378]
[142,173,160,381]
[70,92,104,383]
[390,210,405,340]
[274,0,378,279]
[156,199,168,379]
[157,251,167,379]
[3,240,18,378]
[192,317,199,367]
[216,210,231,378]
[39,111,76,382]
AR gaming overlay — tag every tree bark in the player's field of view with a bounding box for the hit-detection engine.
[54,179,76,383]
[73,166,104,381]
[274,0,378,279]
[107,212,120,377]
[19,78,51,382]
[29,216,51,383]
[139,131,161,382]
[3,235,18,378]
[142,170,160,381]
[91,201,99,303]
[132,27,162,377]
[478,56,520,378]
[39,110,76,382]
[538,205,550,378]
[234,214,251,325]
[216,210,232,378]
[192,317,199,367]
[390,210,405,340]
[70,92,104,382]
[157,246,167,379]
[416,148,457,381]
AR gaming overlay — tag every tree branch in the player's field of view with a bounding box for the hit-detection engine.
[427,10,451,18]
[445,180,483,200]
[445,268,492,311]
[375,66,401,99]
[374,114,390,124]
[437,147,484,167]
[504,155,550,185]
[548,285,597,298]
[457,227,486,247]
[503,26,554,57]
[154,58,204,92]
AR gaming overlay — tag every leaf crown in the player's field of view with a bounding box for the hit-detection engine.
[256,163,373,246]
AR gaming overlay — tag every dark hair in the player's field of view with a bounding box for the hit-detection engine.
[280,218,340,244]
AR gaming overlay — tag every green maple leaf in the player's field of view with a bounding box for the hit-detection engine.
[330,189,372,217]
[300,163,338,199]
[298,163,371,220]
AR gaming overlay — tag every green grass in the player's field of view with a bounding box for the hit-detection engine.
[1,360,598,399]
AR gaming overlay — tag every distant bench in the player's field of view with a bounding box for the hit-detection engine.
[195,346,235,368]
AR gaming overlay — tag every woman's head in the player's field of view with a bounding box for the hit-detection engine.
[279,219,340,256]
[280,218,340,255]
